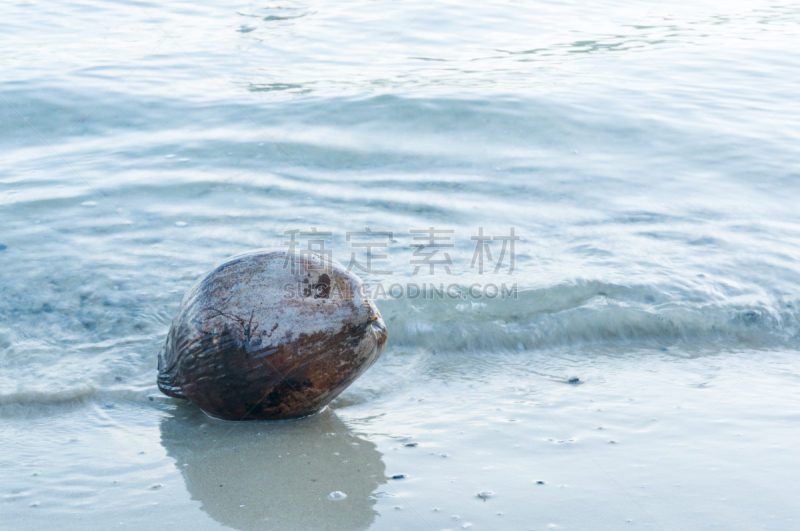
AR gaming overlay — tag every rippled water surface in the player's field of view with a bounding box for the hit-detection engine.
[2,0,800,529]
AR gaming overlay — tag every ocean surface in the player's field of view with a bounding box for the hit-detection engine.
[2,1,800,530]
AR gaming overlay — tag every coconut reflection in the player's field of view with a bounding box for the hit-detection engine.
[160,405,385,531]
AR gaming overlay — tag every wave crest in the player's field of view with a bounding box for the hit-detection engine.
[375,281,799,351]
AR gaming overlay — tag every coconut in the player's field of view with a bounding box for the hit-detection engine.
[157,250,387,420]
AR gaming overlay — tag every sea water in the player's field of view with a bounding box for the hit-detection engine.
[2,1,800,529]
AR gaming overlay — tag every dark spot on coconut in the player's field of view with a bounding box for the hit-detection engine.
[314,274,331,299]
[247,401,266,417]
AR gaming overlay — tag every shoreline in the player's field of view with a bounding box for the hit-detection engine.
[4,347,799,530]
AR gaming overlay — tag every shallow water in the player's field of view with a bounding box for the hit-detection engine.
[2,0,800,529]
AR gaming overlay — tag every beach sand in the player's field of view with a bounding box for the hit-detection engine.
[4,346,799,530]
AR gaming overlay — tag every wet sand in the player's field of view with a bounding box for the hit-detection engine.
[4,347,799,530]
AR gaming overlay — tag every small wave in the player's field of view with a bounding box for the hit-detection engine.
[375,281,800,352]
[2,280,797,416]
[0,384,157,417]
[0,383,98,408]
